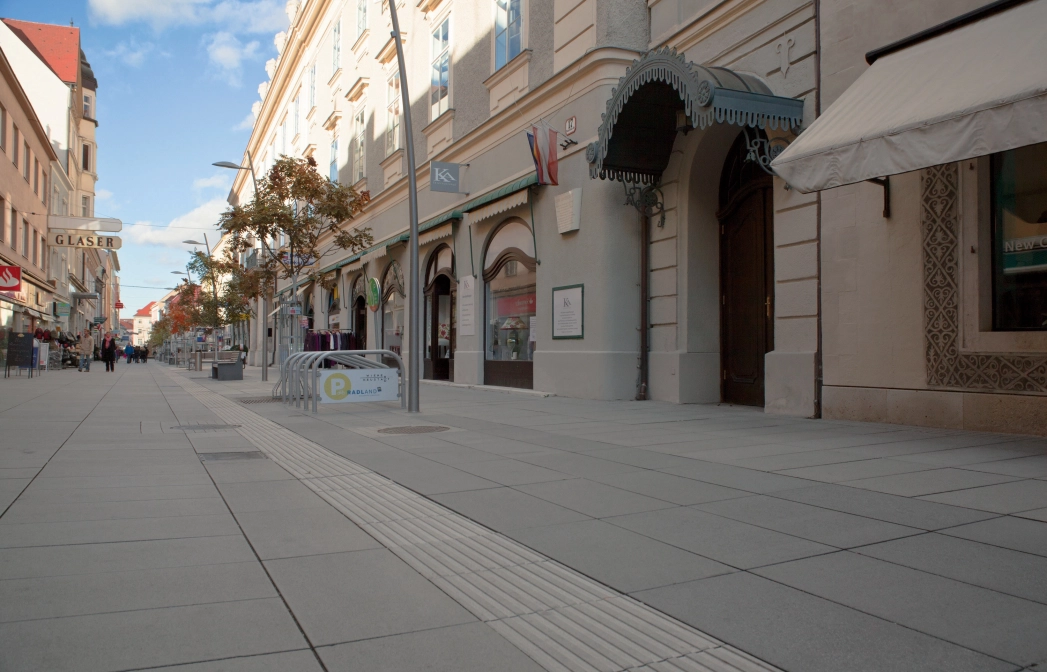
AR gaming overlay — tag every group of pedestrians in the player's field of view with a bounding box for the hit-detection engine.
[73,331,149,372]
[123,343,149,363]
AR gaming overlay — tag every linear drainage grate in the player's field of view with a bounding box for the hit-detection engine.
[171,423,242,431]
[377,425,450,435]
[237,397,282,404]
[197,451,266,462]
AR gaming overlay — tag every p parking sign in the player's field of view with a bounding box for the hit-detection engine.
[318,369,399,403]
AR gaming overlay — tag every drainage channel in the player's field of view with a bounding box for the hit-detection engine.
[165,370,778,672]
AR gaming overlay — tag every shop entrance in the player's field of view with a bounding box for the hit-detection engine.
[424,245,455,381]
[718,132,774,406]
[483,219,536,389]
[353,295,367,350]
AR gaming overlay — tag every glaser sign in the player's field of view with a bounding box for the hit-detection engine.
[47,232,122,249]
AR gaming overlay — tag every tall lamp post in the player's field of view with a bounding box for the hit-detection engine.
[214,155,269,381]
[387,0,421,412]
[171,271,190,364]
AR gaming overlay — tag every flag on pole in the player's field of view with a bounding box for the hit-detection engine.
[526,122,559,186]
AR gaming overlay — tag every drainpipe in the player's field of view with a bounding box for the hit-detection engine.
[813,0,824,418]
[637,212,649,401]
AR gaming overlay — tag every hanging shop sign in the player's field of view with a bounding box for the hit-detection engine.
[318,369,399,403]
[366,277,381,311]
[430,161,463,194]
[552,284,584,339]
[47,215,122,232]
[56,302,70,317]
[458,275,475,336]
[115,301,124,309]
[47,232,122,250]
[0,266,21,292]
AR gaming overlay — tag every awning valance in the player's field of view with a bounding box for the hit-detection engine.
[419,223,453,245]
[771,0,1047,192]
[588,48,804,184]
[469,189,529,223]
[461,174,539,213]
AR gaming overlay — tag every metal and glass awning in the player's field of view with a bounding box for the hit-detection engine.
[771,0,1047,192]
[588,48,804,184]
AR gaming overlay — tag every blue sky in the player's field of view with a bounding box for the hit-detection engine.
[0,0,284,315]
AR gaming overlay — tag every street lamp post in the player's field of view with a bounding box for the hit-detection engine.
[387,0,421,413]
[214,154,269,381]
[171,271,191,364]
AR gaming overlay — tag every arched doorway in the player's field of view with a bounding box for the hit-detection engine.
[483,219,536,389]
[718,131,774,406]
[424,245,455,381]
[380,261,405,365]
[350,275,367,349]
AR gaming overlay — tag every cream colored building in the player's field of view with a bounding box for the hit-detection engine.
[232,0,1044,435]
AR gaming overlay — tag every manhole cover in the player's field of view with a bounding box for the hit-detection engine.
[237,397,281,404]
[198,451,266,461]
[377,425,450,435]
[171,424,242,431]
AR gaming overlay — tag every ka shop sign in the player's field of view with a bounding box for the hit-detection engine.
[47,232,122,250]
[318,369,400,403]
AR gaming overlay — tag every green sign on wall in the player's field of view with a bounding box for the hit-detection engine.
[366,277,381,312]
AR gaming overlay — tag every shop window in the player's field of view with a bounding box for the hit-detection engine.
[991,141,1047,330]
[431,18,450,120]
[494,0,522,71]
[381,261,405,356]
[484,220,536,364]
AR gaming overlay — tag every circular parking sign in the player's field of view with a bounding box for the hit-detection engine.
[324,372,352,401]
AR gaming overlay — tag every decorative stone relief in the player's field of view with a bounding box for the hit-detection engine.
[922,164,1047,392]
[776,38,794,78]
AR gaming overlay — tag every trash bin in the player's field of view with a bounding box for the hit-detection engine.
[212,361,243,381]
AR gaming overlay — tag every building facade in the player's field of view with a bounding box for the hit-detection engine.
[232,0,1045,436]
[0,44,58,357]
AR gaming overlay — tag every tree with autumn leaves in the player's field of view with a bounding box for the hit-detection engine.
[155,156,372,348]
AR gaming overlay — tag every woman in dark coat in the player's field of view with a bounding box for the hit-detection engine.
[101,332,118,372]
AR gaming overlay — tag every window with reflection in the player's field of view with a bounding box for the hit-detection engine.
[381,261,405,355]
[992,141,1047,330]
[484,220,535,362]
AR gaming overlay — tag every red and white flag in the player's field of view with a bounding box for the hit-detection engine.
[526,122,559,186]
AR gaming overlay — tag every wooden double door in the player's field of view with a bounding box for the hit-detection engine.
[719,177,774,407]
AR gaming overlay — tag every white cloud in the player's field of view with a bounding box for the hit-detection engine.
[125,199,227,249]
[205,32,260,86]
[234,109,256,131]
[103,39,157,67]
[96,189,114,200]
[88,0,287,33]
[193,174,232,190]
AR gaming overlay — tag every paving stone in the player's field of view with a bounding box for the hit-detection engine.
[920,480,1047,514]
[514,478,678,518]
[0,535,256,579]
[235,506,382,560]
[843,468,1021,497]
[264,549,475,646]
[216,479,330,513]
[941,516,1047,557]
[1019,507,1047,523]
[694,495,921,548]
[15,483,218,504]
[0,598,306,672]
[896,444,1045,467]
[512,519,734,592]
[204,459,294,483]
[1,495,228,523]
[779,458,938,483]
[657,460,815,494]
[0,478,29,511]
[588,469,752,506]
[451,457,575,486]
[432,487,591,532]
[774,483,996,530]
[756,551,1047,666]
[634,572,1011,672]
[856,533,1047,604]
[0,513,240,548]
[606,506,834,569]
[513,450,645,479]
[0,561,276,622]
[318,622,545,672]
[962,455,1047,479]
[144,650,323,671]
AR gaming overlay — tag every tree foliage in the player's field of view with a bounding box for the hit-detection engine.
[219,156,373,295]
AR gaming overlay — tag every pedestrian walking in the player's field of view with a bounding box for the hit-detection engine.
[142,346,149,362]
[124,343,134,364]
[102,332,118,372]
[78,330,94,372]
[239,345,247,369]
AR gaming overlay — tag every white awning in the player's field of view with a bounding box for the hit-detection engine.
[419,222,452,246]
[771,0,1047,192]
[468,189,529,223]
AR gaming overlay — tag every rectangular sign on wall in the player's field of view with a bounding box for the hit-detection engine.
[458,275,475,336]
[318,369,400,403]
[552,284,583,339]
[430,161,462,193]
[0,266,21,292]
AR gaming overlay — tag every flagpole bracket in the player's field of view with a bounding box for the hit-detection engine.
[623,181,665,227]
[559,138,578,151]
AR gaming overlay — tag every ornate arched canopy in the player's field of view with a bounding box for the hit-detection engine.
[587,48,804,184]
